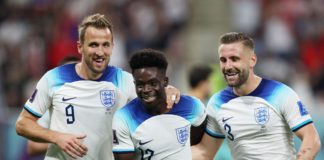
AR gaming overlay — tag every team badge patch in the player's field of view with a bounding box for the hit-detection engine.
[254,107,269,126]
[29,89,38,103]
[175,125,189,145]
[297,101,308,116]
[100,90,115,109]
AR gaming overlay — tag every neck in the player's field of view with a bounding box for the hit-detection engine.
[76,62,103,80]
[233,74,262,96]
[145,101,170,116]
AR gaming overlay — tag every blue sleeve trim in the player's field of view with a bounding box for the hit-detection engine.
[292,119,313,132]
[205,128,225,139]
[113,149,135,153]
[23,105,42,118]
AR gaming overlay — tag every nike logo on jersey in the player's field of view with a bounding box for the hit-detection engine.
[139,139,153,145]
[222,117,233,123]
[62,97,77,102]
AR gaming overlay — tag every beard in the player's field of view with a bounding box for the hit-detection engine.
[223,68,249,88]
[84,56,109,74]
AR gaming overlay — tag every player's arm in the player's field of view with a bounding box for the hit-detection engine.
[27,140,48,155]
[295,123,321,160]
[27,110,50,156]
[114,152,135,160]
[191,118,207,145]
[192,133,223,160]
[16,109,88,158]
[112,110,136,160]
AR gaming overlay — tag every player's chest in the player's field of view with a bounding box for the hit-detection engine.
[132,115,190,158]
[216,101,283,141]
[51,85,120,122]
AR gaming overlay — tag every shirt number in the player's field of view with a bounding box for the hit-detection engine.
[224,123,234,141]
[65,105,75,124]
[139,148,154,160]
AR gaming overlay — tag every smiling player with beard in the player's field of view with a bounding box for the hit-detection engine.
[192,32,321,160]
[112,49,207,160]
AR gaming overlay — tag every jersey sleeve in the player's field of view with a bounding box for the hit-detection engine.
[190,97,207,127]
[121,71,137,102]
[112,110,135,153]
[279,87,313,132]
[24,72,52,118]
[205,96,225,139]
[37,110,50,128]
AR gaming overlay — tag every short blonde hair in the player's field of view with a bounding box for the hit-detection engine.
[78,13,113,44]
[219,32,254,50]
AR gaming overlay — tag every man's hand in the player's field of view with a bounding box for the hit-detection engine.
[54,133,88,158]
[165,85,180,109]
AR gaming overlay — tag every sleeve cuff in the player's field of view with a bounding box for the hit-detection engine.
[24,105,42,118]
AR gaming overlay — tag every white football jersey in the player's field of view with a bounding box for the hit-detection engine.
[24,64,136,160]
[206,79,313,160]
[112,96,206,160]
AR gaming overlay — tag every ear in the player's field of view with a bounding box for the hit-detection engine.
[77,41,82,55]
[250,53,257,68]
[164,77,169,87]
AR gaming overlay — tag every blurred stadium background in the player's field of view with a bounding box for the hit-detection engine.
[0,0,323,159]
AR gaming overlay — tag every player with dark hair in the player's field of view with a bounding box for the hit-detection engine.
[192,32,321,160]
[16,14,180,160]
[112,48,206,160]
[188,65,213,103]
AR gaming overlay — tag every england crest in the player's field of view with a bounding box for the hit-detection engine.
[100,90,115,109]
[254,107,269,126]
[175,125,189,145]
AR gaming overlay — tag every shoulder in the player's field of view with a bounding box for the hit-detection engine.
[253,78,297,98]
[115,98,148,120]
[169,95,206,125]
[114,99,150,133]
[260,78,292,91]
[48,63,76,75]
[208,87,236,109]
[115,98,138,116]
[45,63,80,82]
[106,66,132,77]
[175,95,202,108]
[178,95,200,103]
[170,95,205,114]
[101,66,133,86]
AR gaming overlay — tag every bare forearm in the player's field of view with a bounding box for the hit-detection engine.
[16,116,58,144]
[297,138,321,160]
[296,124,321,160]
[192,144,214,160]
